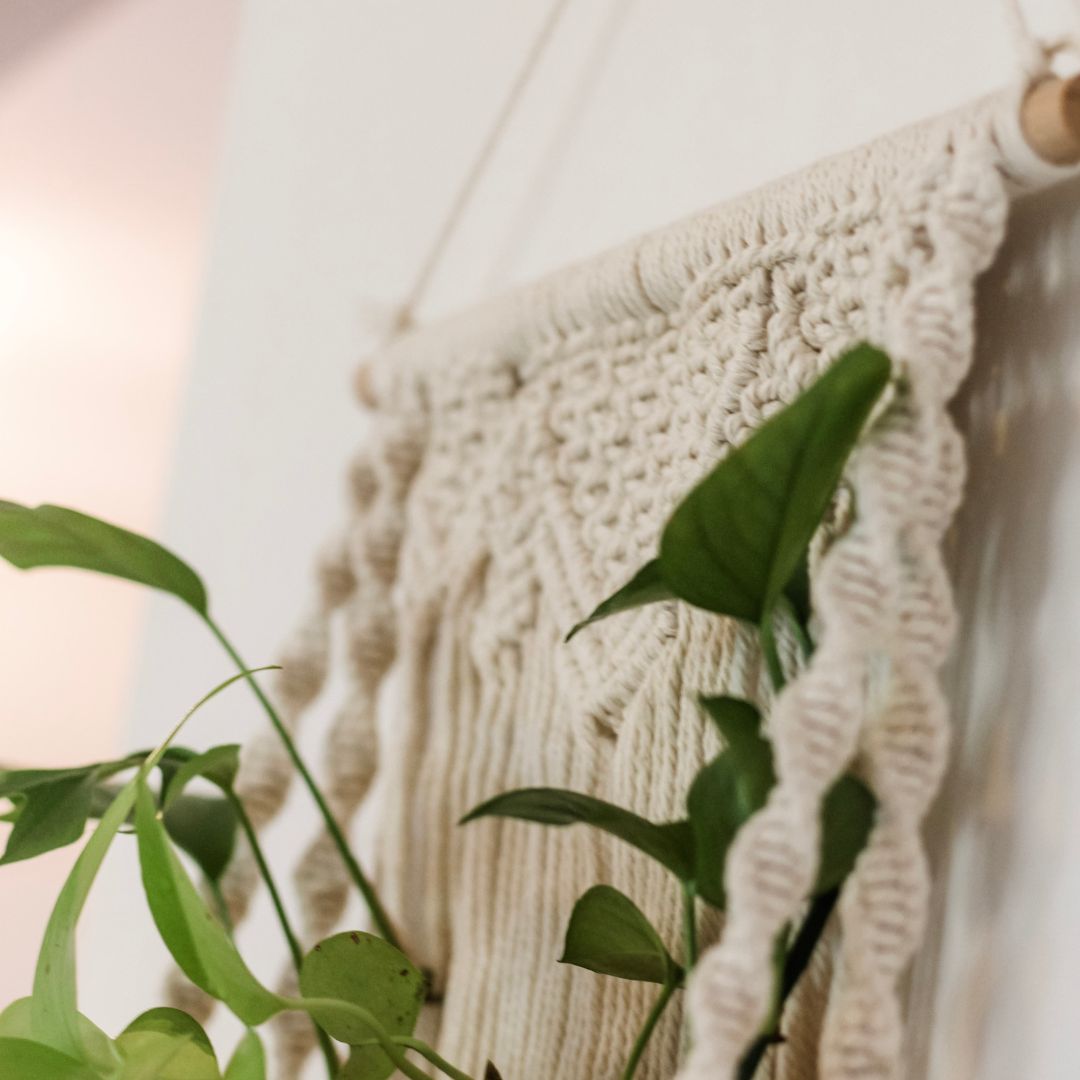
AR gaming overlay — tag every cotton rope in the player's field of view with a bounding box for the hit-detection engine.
[355,0,574,349]
[1003,0,1080,77]
[167,13,1080,1080]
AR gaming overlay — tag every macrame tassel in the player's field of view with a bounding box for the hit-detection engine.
[679,131,1009,1080]
[272,416,424,1078]
[816,143,1007,1080]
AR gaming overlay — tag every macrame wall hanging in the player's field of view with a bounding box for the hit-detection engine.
[167,4,1080,1077]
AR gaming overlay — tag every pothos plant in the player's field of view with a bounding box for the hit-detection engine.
[0,342,891,1080]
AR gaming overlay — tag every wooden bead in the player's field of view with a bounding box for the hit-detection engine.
[1021,75,1080,166]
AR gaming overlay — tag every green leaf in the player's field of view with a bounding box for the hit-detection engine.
[0,998,118,1077]
[157,744,242,885]
[461,789,694,880]
[697,698,774,814]
[0,1037,101,1079]
[0,753,160,864]
[30,776,142,1061]
[0,766,98,800]
[658,344,890,624]
[484,1064,504,1080]
[163,795,237,884]
[688,696,876,904]
[119,1008,214,1055]
[565,560,674,641]
[0,502,208,614]
[559,885,678,985]
[0,772,98,865]
[816,775,876,893]
[224,1031,265,1080]
[29,671,266,1063]
[133,781,280,1026]
[162,746,241,807]
[685,757,746,909]
[116,1008,221,1080]
[299,932,425,1080]
[686,699,777,910]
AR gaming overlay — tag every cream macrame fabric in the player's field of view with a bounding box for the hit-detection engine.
[169,85,1075,1079]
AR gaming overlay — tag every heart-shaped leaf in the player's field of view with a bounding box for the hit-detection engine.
[816,775,875,893]
[162,746,241,806]
[133,781,280,1026]
[0,752,161,865]
[0,772,99,866]
[559,885,679,985]
[658,344,890,624]
[0,766,100,799]
[0,1037,101,1079]
[157,745,242,885]
[685,756,747,910]
[688,696,876,906]
[686,698,777,908]
[0,998,119,1077]
[224,1030,265,1080]
[697,697,773,813]
[461,789,694,880]
[299,932,425,1080]
[162,795,237,884]
[0,502,207,614]
[565,560,674,641]
[116,1008,220,1079]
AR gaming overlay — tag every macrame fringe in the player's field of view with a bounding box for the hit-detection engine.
[679,122,1009,1080]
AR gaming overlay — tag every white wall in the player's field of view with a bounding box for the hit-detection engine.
[0,0,239,1008]
[907,179,1080,1080]
[87,1,1080,1077]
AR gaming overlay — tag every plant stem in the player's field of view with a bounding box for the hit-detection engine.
[228,793,339,1079]
[773,594,813,666]
[735,1030,783,1080]
[758,928,790,1038]
[759,616,786,694]
[682,881,698,970]
[205,616,402,950]
[295,999,431,1080]
[734,889,839,1080]
[787,607,813,663]
[779,888,838,1001]
[622,980,677,1080]
[394,1036,480,1080]
[336,1033,482,1080]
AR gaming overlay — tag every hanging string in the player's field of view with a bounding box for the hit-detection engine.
[368,0,573,345]
[1003,0,1080,79]
[482,0,637,292]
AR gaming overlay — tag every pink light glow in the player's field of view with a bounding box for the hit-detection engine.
[0,0,240,1002]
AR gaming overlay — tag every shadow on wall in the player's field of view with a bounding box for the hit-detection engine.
[907,174,1080,1080]
[0,0,121,79]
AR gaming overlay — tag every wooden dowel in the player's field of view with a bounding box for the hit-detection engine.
[349,75,1080,409]
[1021,75,1080,165]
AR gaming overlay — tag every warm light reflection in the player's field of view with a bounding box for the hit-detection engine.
[0,0,239,1006]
